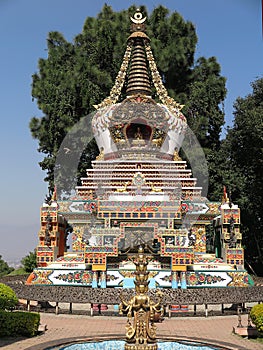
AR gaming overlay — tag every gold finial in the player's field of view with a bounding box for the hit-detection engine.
[173,148,182,161]
[130,9,147,34]
[130,10,146,24]
[95,147,104,160]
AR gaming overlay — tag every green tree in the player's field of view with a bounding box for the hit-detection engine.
[183,56,226,195]
[218,78,263,275]
[21,251,37,273]
[0,256,14,278]
[30,5,226,197]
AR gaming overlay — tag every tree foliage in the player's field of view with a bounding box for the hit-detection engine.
[0,256,14,278]
[0,283,18,310]
[218,78,263,275]
[21,251,37,273]
[30,4,226,196]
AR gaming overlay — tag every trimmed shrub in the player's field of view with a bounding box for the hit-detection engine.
[0,310,40,337]
[0,283,18,310]
[250,304,263,334]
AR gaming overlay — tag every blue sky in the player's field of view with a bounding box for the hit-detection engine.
[0,0,262,262]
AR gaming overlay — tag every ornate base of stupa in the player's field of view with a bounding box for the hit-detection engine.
[125,343,157,350]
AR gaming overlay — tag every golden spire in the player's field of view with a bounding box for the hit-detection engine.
[94,9,184,115]
[126,10,151,97]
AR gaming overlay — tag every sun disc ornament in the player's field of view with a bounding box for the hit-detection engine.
[130,10,146,24]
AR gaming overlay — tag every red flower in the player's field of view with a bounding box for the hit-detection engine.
[198,274,205,282]
[189,274,197,285]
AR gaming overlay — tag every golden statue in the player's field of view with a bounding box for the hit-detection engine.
[116,181,130,193]
[119,246,163,350]
[135,127,143,140]
[173,148,182,161]
[96,147,104,160]
[149,183,162,193]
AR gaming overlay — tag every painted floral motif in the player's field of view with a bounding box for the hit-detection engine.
[187,272,226,286]
[194,256,223,264]
[55,271,92,284]
[227,272,249,287]
[31,270,53,285]
[160,275,172,283]
[106,274,120,282]
[56,256,84,263]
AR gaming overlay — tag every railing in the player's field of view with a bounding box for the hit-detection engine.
[2,276,262,318]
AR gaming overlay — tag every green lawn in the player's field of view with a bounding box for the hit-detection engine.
[7,268,27,276]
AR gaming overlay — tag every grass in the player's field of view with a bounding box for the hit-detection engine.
[251,336,263,344]
[7,268,27,276]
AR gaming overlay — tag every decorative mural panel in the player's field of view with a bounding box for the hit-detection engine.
[155,271,172,287]
[170,248,194,265]
[106,270,124,287]
[227,272,250,287]
[98,200,180,214]
[98,211,180,219]
[72,225,85,251]
[180,201,209,215]
[27,270,53,285]
[52,271,92,285]
[58,200,98,214]
[70,225,121,256]
[84,253,106,265]
[29,269,93,286]
[194,256,224,264]
[226,248,244,265]
[106,270,171,288]
[119,222,158,250]
[191,226,206,252]
[222,208,240,224]
[158,228,195,264]
[186,271,250,287]
[186,272,231,287]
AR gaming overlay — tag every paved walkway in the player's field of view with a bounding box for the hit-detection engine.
[0,313,262,350]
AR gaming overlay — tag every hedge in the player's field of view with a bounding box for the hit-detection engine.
[0,310,40,337]
[0,283,18,310]
[250,304,263,334]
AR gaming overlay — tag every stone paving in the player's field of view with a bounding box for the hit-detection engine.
[0,312,263,350]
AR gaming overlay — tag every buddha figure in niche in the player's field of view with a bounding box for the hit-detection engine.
[134,126,143,140]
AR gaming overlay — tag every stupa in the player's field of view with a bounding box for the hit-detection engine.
[27,10,252,289]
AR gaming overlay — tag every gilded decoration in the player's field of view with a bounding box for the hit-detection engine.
[30,270,53,285]
[207,202,221,215]
[120,271,158,279]
[144,42,185,115]
[72,226,85,251]
[94,43,132,110]
[173,149,182,161]
[119,246,163,349]
[111,100,168,131]
[110,125,126,144]
[227,272,249,287]
[96,147,104,160]
[191,226,206,252]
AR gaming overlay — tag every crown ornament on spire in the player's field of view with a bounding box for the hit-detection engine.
[130,8,147,32]
[94,9,185,116]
